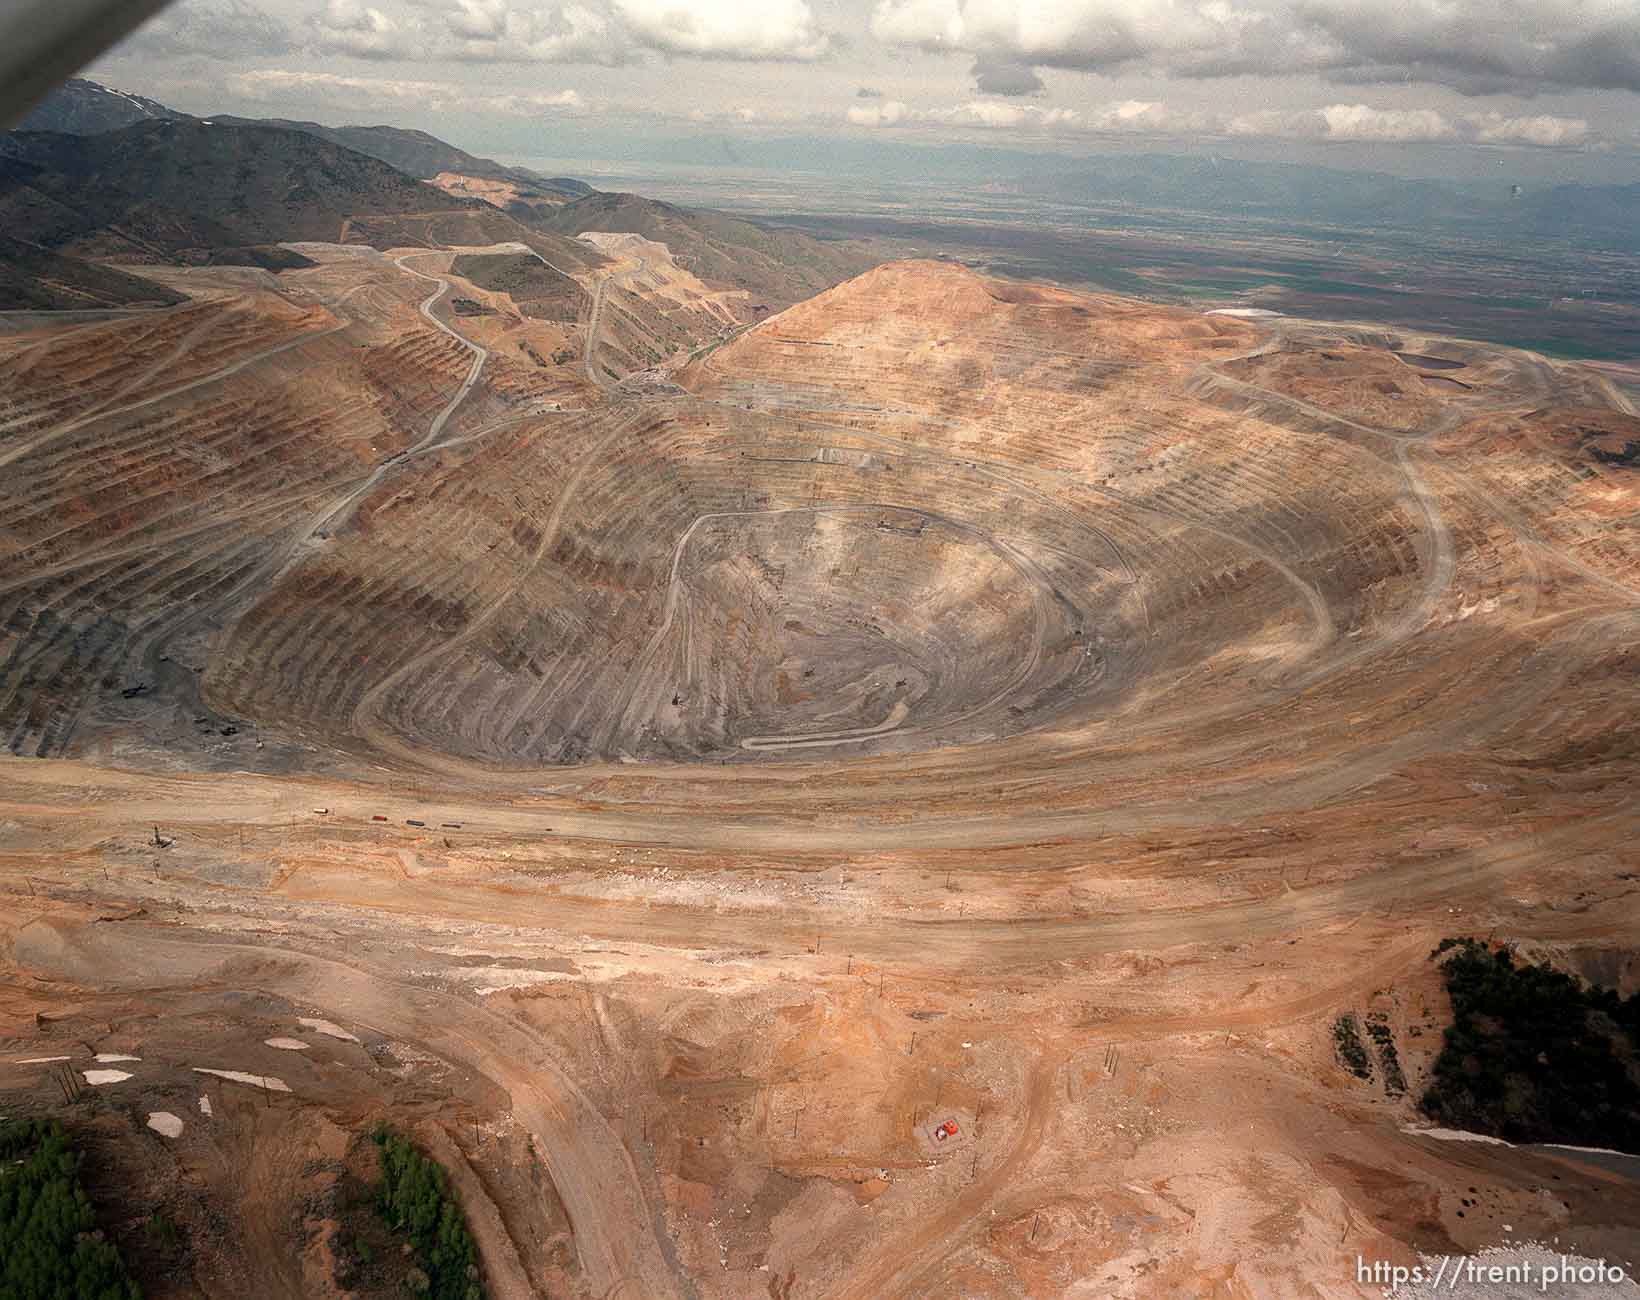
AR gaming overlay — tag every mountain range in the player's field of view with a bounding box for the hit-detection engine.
[1,79,888,311]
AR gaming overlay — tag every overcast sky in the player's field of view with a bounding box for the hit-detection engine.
[88,0,1640,179]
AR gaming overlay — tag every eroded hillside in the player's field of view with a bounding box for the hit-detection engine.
[1,241,1638,1298]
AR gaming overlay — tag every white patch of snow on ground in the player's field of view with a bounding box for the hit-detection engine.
[1205,307,1283,318]
[264,1038,309,1051]
[1543,1142,1637,1158]
[13,1056,71,1063]
[192,1067,290,1092]
[298,1017,359,1042]
[1401,1126,1512,1146]
[198,1096,213,1116]
[146,1112,183,1138]
[95,1053,141,1063]
[82,1069,133,1085]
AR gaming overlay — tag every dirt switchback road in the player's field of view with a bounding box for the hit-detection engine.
[11,918,692,1300]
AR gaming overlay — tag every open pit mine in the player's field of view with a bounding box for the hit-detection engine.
[2,239,1638,1299]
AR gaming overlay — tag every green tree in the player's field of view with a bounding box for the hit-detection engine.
[0,1119,141,1300]
[370,1129,486,1300]
[1421,939,1640,1149]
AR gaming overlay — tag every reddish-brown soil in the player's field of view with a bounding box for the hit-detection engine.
[2,250,1637,1298]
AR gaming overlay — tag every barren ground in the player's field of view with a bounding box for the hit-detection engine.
[1,244,1637,1298]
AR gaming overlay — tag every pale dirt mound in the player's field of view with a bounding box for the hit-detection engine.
[427,171,572,212]
[13,918,115,985]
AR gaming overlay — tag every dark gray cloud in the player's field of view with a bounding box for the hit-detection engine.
[119,0,293,58]
[870,0,1640,96]
[856,85,883,97]
[306,0,831,64]
[970,57,1041,96]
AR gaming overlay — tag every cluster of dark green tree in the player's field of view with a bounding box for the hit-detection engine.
[372,1128,486,1300]
[0,1119,140,1300]
[1421,939,1640,1150]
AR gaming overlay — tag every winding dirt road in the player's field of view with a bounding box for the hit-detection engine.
[10,917,692,1300]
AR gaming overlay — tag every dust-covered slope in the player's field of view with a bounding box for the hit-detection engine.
[534,191,884,309]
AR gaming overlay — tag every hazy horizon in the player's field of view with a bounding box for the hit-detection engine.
[79,0,1640,187]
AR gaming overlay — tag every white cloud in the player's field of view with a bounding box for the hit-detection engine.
[847,97,1080,129]
[841,93,1598,148]
[1319,103,1457,142]
[484,88,588,113]
[439,2,625,62]
[230,67,429,101]
[848,98,909,125]
[1224,103,1456,142]
[1083,98,1215,133]
[688,104,763,120]
[869,0,964,50]
[868,0,1640,96]
[309,0,425,59]
[612,0,829,59]
[226,68,587,114]
[930,99,1081,127]
[1467,111,1590,146]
